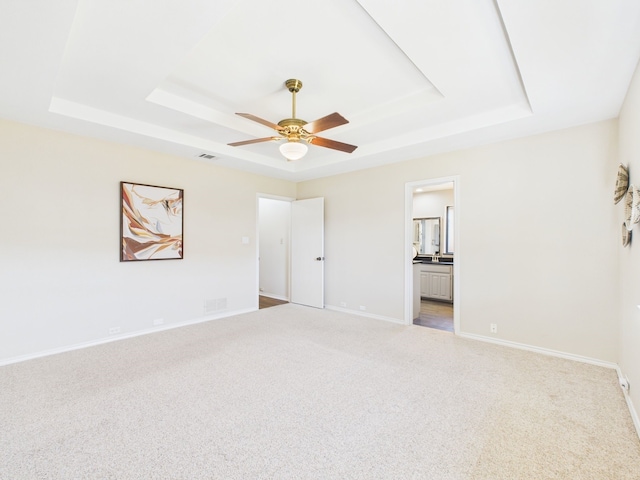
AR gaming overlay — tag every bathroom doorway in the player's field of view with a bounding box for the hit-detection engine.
[404,176,460,333]
[414,299,454,332]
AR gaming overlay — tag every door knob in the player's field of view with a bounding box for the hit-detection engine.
[315,256,324,261]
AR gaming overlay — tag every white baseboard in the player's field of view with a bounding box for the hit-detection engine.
[459,332,619,369]
[0,307,255,367]
[325,304,406,325]
[615,366,640,441]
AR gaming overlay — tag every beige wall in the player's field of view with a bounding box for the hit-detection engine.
[413,188,454,220]
[618,60,640,416]
[0,119,296,362]
[299,120,620,363]
[0,114,624,370]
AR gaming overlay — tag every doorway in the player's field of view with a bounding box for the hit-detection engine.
[404,176,460,333]
[257,196,292,308]
[257,195,325,310]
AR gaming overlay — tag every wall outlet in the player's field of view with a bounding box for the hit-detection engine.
[153,318,164,326]
[108,326,121,335]
[339,302,347,308]
[360,305,366,311]
[490,323,498,334]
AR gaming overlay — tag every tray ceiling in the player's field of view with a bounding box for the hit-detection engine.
[2,0,640,181]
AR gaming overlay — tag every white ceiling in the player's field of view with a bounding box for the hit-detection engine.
[2,0,640,182]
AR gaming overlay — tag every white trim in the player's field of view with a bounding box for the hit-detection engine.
[404,182,415,325]
[616,366,640,441]
[0,307,255,367]
[256,193,296,202]
[325,304,405,325]
[459,332,618,369]
[404,175,460,334]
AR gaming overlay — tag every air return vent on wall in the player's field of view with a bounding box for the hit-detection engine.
[205,298,227,314]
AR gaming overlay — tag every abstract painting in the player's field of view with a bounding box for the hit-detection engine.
[120,182,183,261]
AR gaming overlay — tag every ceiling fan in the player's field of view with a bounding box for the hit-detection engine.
[228,79,358,161]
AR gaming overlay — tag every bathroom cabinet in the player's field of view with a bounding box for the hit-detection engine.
[419,264,452,302]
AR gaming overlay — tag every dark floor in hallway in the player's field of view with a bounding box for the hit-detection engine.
[259,295,288,309]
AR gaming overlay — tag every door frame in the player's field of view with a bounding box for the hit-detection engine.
[404,176,461,333]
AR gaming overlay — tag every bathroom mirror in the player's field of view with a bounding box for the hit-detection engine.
[413,217,440,255]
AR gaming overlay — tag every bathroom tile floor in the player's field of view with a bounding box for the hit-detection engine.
[413,299,454,332]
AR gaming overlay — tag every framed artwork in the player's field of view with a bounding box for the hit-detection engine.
[120,182,183,261]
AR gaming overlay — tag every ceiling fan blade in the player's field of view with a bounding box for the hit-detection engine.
[309,136,358,153]
[228,137,278,147]
[303,112,349,134]
[236,113,283,131]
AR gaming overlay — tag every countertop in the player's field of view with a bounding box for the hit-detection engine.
[413,259,454,265]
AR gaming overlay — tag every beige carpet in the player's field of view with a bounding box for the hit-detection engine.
[1,304,639,479]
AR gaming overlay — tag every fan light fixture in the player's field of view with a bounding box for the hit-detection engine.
[229,79,357,159]
[279,141,308,161]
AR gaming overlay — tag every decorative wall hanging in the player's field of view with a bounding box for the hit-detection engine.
[615,164,632,247]
[120,182,183,261]
[614,163,629,204]
[624,187,633,231]
[631,185,640,226]
[622,223,631,247]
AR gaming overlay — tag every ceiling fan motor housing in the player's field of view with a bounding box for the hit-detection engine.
[278,118,310,143]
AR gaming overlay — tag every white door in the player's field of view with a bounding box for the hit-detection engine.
[290,197,324,308]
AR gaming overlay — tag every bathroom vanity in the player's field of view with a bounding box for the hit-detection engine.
[413,258,453,320]
[419,262,452,301]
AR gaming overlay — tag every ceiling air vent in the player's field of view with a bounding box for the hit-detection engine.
[198,153,215,160]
